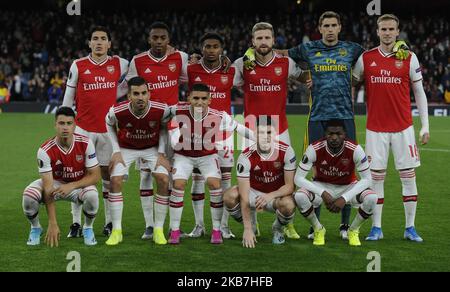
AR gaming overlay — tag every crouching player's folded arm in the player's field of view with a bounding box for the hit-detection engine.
[341,145,372,203]
[294,145,326,196]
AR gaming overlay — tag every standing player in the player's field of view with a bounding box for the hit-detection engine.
[224,117,297,248]
[105,77,171,245]
[352,14,429,242]
[186,32,237,239]
[233,22,304,239]
[294,120,377,246]
[167,83,253,245]
[126,21,189,239]
[62,26,129,238]
[22,107,100,247]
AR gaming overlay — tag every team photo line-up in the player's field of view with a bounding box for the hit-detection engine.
[21,10,429,248]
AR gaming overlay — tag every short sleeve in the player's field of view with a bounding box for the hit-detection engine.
[283,146,297,171]
[298,145,316,173]
[288,57,302,78]
[179,51,189,83]
[66,62,79,88]
[125,57,138,81]
[232,58,244,87]
[352,54,365,82]
[85,139,99,168]
[105,106,117,127]
[409,52,423,82]
[37,148,52,173]
[353,145,370,172]
[220,112,237,132]
[236,153,251,178]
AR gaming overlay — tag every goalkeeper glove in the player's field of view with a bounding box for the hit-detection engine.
[243,47,256,70]
[393,40,410,60]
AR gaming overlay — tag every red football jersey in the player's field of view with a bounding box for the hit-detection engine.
[37,134,99,183]
[168,105,238,157]
[356,48,423,132]
[237,142,296,193]
[106,100,169,150]
[233,54,301,133]
[67,55,126,133]
[127,51,188,106]
[308,139,358,185]
[187,62,235,113]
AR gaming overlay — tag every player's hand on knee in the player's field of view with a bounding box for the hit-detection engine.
[109,152,125,173]
[330,197,346,213]
[45,223,60,248]
[255,193,272,210]
[156,153,171,172]
[321,191,334,210]
[242,228,257,248]
[52,183,75,197]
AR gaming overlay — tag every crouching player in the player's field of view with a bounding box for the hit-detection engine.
[167,83,253,245]
[22,107,100,247]
[224,117,297,248]
[105,77,171,245]
[294,120,377,246]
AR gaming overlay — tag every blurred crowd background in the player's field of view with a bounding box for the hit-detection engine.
[0,0,449,105]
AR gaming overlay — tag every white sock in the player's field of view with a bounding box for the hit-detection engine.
[81,189,99,229]
[169,188,184,231]
[154,194,169,228]
[209,188,223,231]
[191,173,205,226]
[71,202,82,225]
[140,190,154,228]
[400,169,418,228]
[102,180,111,224]
[220,173,232,227]
[108,192,123,230]
[23,192,41,228]
[371,171,386,228]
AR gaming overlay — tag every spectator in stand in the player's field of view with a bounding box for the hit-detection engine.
[47,83,62,104]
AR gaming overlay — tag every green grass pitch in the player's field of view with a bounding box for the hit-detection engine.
[0,113,449,272]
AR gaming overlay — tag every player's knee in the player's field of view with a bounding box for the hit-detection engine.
[294,189,310,209]
[82,189,99,213]
[277,195,296,215]
[223,186,239,208]
[173,180,186,191]
[399,169,418,195]
[154,173,169,189]
[22,190,41,214]
[206,177,221,190]
[110,176,123,193]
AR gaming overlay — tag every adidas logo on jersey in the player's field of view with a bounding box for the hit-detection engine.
[370,61,377,67]
[56,160,62,165]
[315,51,322,57]
[195,76,202,82]
[321,160,328,165]
[250,70,256,75]
[83,69,91,74]
[126,123,133,128]
[254,165,261,171]
[144,68,152,74]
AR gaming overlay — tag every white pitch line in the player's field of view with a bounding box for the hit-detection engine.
[359,143,450,153]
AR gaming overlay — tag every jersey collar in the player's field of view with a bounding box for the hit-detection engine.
[200,59,222,74]
[55,136,75,155]
[255,52,276,67]
[88,54,110,66]
[128,101,151,119]
[148,50,168,63]
[377,46,396,58]
[189,106,210,122]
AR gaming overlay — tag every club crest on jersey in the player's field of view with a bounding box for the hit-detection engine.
[221,75,229,84]
[274,161,282,169]
[169,63,177,72]
[149,121,157,128]
[76,155,83,162]
[107,65,115,74]
[339,48,347,57]
[341,158,350,166]
[395,60,403,69]
[274,67,282,76]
